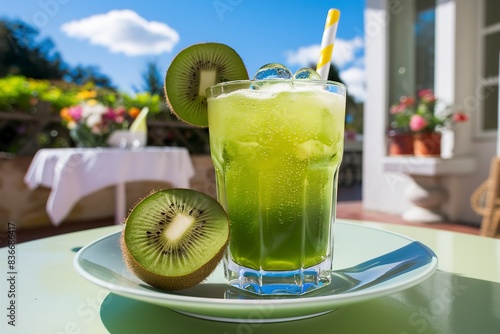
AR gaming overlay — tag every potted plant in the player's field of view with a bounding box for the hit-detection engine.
[387,96,415,155]
[60,90,141,147]
[389,90,469,157]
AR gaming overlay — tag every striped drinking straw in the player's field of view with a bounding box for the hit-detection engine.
[316,9,341,80]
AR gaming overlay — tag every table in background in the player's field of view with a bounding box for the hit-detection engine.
[1,221,498,333]
[24,147,195,225]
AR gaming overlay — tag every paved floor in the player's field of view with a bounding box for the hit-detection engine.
[336,201,480,235]
[337,184,479,234]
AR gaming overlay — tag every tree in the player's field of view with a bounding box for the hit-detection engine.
[66,64,115,89]
[137,60,164,96]
[0,18,115,89]
[0,19,66,79]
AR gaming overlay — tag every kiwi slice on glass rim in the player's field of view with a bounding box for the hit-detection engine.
[121,188,230,291]
[164,42,248,127]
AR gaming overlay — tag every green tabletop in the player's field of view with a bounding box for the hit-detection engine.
[1,221,499,333]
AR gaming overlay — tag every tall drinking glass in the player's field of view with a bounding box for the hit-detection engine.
[207,79,346,295]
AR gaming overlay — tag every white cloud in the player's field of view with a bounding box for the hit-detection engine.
[333,37,363,68]
[285,36,366,101]
[340,66,366,102]
[61,9,179,56]
[285,44,321,68]
[285,37,363,69]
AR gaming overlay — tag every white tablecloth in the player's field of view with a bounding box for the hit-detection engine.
[24,147,195,226]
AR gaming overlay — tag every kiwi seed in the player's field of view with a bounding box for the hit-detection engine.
[164,42,248,127]
[121,188,230,291]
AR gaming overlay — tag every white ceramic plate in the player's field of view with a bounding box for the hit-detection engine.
[73,221,438,323]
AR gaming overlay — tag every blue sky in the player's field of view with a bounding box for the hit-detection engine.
[1,0,365,100]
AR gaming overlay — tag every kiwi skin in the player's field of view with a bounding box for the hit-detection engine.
[120,188,230,291]
[120,233,227,291]
[164,42,248,128]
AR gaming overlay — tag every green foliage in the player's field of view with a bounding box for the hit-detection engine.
[0,76,164,114]
[0,17,204,154]
[0,76,77,112]
[122,92,162,115]
[0,18,114,88]
[136,61,164,96]
[0,76,165,154]
[0,19,66,80]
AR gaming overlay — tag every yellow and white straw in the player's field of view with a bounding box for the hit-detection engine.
[316,9,341,80]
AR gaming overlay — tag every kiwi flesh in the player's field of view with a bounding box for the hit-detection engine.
[164,42,248,127]
[121,188,230,291]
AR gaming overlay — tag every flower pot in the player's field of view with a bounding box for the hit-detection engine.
[413,132,441,157]
[387,131,414,156]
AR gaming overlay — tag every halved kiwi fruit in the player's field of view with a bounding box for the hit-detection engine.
[164,42,248,127]
[121,188,230,291]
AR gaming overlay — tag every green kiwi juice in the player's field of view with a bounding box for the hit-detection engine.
[207,80,346,294]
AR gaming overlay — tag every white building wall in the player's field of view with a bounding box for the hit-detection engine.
[363,0,413,215]
[363,0,496,224]
[445,0,496,223]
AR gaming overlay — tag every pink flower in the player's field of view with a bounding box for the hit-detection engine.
[418,89,436,103]
[418,89,432,98]
[409,115,428,132]
[103,107,116,121]
[453,112,469,123]
[115,106,126,116]
[68,106,82,122]
[114,107,126,124]
[390,104,406,114]
[103,106,126,123]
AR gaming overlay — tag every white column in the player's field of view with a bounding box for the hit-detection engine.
[435,0,456,105]
[363,0,394,212]
[435,0,456,158]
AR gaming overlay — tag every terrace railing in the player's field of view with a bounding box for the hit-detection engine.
[0,102,210,156]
